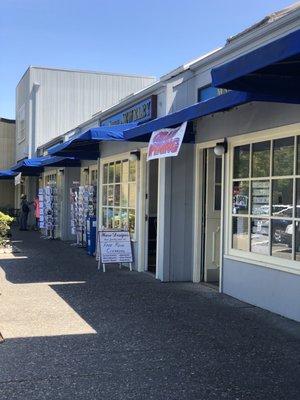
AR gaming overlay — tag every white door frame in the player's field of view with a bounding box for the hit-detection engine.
[192,140,226,292]
[137,148,161,277]
[137,148,148,272]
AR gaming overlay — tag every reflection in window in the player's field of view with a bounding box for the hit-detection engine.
[232,181,249,214]
[251,181,269,215]
[296,179,300,218]
[108,208,113,228]
[102,186,107,205]
[215,157,222,183]
[215,157,222,211]
[115,184,120,206]
[114,208,120,228]
[251,219,269,255]
[103,164,108,184]
[273,137,294,176]
[271,219,292,259]
[233,145,250,179]
[121,184,128,207]
[272,179,293,217]
[102,160,136,234]
[129,161,136,182]
[108,163,114,183]
[297,136,300,175]
[108,185,114,206]
[115,162,121,183]
[91,170,98,186]
[128,183,136,208]
[295,222,300,261]
[121,209,127,229]
[102,208,107,227]
[128,209,135,233]
[232,136,300,264]
[232,217,248,251]
[215,185,221,211]
[252,141,270,177]
[122,161,129,182]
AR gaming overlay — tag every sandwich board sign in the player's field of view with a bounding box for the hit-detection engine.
[97,229,133,272]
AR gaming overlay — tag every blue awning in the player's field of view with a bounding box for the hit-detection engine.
[124,90,298,141]
[212,29,300,95]
[0,170,18,180]
[41,156,81,168]
[11,157,47,175]
[11,156,80,174]
[48,123,137,159]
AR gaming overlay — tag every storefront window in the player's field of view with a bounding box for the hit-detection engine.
[251,218,269,255]
[295,221,300,261]
[233,145,250,179]
[272,179,293,217]
[231,136,300,263]
[91,170,98,186]
[252,141,270,177]
[232,181,249,214]
[251,181,269,215]
[102,159,136,234]
[271,219,292,260]
[273,137,294,176]
[232,217,248,251]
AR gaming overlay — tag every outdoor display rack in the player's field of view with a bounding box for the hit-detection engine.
[38,182,60,239]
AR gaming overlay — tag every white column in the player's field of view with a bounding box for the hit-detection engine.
[156,157,172,281]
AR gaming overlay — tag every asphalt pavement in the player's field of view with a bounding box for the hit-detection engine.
[0,228,299,400]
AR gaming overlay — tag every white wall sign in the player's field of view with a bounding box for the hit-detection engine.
[147,121,187,161]
[97,230,133,264]
[14,172,22,186]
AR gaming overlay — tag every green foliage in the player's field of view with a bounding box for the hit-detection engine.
[0,211,14,246]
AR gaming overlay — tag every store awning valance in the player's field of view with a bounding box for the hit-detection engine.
[211,29,300,95]
[0,170,18,180]
[41,156,81,168]
[11,157,47,175]
[48,123,137,159]
[124,90,293,141]
[11,156,80,174]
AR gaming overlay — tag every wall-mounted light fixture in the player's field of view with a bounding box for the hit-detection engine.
[83,167,89,173]
[58,168,64,175]
[129,150,140,161]
[214,139,228,156]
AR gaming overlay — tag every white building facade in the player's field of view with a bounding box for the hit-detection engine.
[11,3,300,322]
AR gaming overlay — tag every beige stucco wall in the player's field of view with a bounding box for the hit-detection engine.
[0,118,16,208]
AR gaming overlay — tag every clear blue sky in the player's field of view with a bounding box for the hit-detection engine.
[0,0,296,119]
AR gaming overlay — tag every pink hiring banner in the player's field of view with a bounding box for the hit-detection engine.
[147,121,187,161]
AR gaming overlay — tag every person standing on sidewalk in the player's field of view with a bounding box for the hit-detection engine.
[33,195,40,230]
[20,194,30,231]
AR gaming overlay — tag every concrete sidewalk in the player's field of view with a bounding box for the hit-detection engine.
[0,229,299,400]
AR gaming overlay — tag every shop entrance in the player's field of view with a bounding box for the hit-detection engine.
[145,159,158,274]
[201,148,222,287]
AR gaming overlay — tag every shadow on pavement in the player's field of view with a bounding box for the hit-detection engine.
[0,228,300,399]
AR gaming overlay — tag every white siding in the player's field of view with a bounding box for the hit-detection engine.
[15,70,30,161]
[167,14,300,114]
[16,67,156,156]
